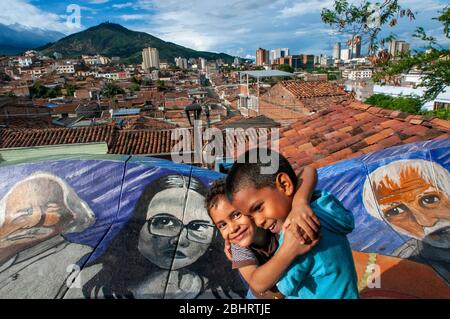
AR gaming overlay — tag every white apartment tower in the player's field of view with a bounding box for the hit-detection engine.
[389,40,411,57]
[333,42,341,60]
[269,48,289,63]
[175,57,188,69]
[142,47,160,70]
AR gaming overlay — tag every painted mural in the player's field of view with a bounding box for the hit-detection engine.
[0,155,246,299]
[0,139,449,299]
[317,138,450,298]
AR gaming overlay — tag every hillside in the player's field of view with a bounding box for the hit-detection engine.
[38,22,234,64]
[0,23,64,55]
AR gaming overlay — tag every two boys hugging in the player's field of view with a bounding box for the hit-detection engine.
[205,149,359,299]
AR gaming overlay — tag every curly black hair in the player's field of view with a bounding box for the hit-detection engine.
[225,148,297,201]
[205,178,226,217]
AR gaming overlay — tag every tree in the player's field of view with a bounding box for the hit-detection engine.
[0,73,11,82]
[30,81,62,98]
[321,0,415,56]
[277,64,294,73]
[129,83,141,92]
[157,80,165,89]
[141,78,153,86]
[373,6,450,101]
[365,94,422,113]
[66,84,77,97]
[131,76,142,85]
[102,83,125,98]
[322,1,449,101]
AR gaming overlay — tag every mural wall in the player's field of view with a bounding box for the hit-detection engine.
[0,139,449,298]
[317,138,450,298]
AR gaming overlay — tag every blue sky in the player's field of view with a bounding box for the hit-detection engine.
[1,0,449,58]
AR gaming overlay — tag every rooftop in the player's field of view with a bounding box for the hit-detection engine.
[279,80,347,99]
[278,99,450,172]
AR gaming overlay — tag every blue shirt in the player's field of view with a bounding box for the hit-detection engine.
[276,190,359,299]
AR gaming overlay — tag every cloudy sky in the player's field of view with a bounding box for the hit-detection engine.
[1,0,449,58]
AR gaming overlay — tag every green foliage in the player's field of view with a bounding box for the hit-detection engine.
[372,6,450,101]
[102,82,125,98]
[141,78,153,86]
[30,81,62,98]
[321,0,415,55]
[131,76,142,85]
[65,84,77,97]
[425,107,450,120]
[157,80,165,88]
[277,64,294,73]
[5,91,16,97]
[128,82,141,92]
[323,1,449,102]
[365,94,422,113]
[0,73,11,82]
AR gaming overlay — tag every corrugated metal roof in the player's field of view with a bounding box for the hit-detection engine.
[239,70,294,78]
[111,108,141,116]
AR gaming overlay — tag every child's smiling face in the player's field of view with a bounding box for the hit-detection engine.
[209,195,255,247]
[230,173,295,234]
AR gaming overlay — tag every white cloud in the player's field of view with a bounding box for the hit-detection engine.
[0,0,81,34]
[113,2,135,9]
[119,14,150,21]
[278,0,333,18]
[89,0,110,4]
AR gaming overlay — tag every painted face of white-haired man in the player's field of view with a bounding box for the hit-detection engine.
[363,159,450,249]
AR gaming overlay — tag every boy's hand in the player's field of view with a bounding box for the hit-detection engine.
[282,224,320,256]
[283,201,320,243]
[224,240,233,262]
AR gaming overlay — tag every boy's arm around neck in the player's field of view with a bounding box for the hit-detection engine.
[238,227,319,294]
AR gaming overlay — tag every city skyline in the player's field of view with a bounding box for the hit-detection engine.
[1,0,449,59]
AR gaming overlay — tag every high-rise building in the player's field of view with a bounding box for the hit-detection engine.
[269,48,289,63]
[349,35,361,58]
[314,55,320,65]
[301,54,315,69]
[340,48,351,61]
[142,47,160,70]
[256,48,270,66]
[291,55,302,69]
[175,57,188,69]
[199,57,207,70]
[333,42,341,59]
[389,40,411,57]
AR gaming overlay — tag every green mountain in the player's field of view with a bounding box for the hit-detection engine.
[38,22,234,64]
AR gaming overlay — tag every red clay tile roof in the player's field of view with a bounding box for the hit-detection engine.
[123,115,178,130]
[0,125,184,156]
[280,80,347,99]
[0,126,114,148]
[278,99,450,171]
[109,129,178,155]
[51,103,79,114]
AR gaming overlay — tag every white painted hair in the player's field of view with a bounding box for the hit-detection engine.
[363,159,450,221]
[0,171,95,234]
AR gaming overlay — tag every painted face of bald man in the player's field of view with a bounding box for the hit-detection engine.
[0,177,75,258]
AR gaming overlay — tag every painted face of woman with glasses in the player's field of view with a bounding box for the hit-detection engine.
[138,185,215,270]
[80,173,246,299]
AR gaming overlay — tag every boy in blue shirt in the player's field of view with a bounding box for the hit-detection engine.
[225,148,359,299]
